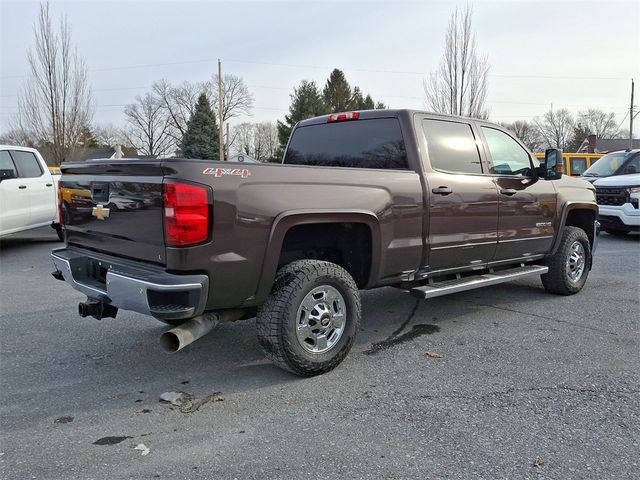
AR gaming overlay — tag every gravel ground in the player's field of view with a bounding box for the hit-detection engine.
[0,228,638,479]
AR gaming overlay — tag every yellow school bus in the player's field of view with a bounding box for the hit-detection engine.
[534,153,602,176]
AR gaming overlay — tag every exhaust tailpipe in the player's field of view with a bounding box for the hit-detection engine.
[160,309,245,353]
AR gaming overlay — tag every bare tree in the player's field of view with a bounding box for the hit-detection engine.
[229,121,279,161]
[152,79,208,142]
[254,122,279,161]
[213,74,254,122]
[576,109,619,139]
[0,129,38,147]
[151,75,252,146]
[535,108,575,150]
[424,5,489,119]
[230,122,254,156]
[499,120,543,152]
[93,123,127,147]
[123,93,174,157]
[12,2,93,165]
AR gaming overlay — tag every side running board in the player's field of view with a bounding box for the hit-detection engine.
[410,265,548,299]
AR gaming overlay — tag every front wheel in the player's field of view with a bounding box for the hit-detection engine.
[256,260,361,376]
[541,226,591,295]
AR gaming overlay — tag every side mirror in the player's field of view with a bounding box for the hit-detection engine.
[0,169,16,181]
[543,148,564,180]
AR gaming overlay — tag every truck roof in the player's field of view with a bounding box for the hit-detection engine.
[296,109,503,128]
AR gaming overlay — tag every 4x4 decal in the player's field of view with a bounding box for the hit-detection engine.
[203,167,251,178]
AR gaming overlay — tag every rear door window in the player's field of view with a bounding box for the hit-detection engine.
[10,150,43,178]
[0,150,17,178]
[422,119,483,174]
[284,118,408,170]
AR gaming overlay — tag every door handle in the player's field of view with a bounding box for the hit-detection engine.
[432,186,452,195]
[46,183,53,187]
[18,185,27,189]
[500,188,517,196]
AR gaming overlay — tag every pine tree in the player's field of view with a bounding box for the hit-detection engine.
[363,94,375,110]
[277,80,329,153]
[180,93,219,159]
[350,87,386,110]
[351,86,365,110]
[322,69,353,113]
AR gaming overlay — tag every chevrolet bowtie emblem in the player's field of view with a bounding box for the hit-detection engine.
[92,204,110,220]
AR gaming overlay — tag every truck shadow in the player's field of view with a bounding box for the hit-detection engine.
[70,280,560,397]
[0,229,61,254]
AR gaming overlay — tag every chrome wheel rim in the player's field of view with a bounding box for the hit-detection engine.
[567,241,586,282]
[295,285,346,354]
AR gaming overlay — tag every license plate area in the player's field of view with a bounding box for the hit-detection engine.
[69,257,114,289]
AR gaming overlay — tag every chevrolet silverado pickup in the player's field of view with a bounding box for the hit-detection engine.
[52,109,598,376]
[1,145,62,240]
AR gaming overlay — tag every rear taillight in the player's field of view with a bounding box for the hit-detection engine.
[327,111,360,123]
[163,182,210,247]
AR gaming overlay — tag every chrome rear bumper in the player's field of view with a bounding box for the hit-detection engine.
[51,247,208,321]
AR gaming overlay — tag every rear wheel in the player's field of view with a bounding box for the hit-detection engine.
[541,226,591,295]
[604,228,629,237]
[256,260,361,376]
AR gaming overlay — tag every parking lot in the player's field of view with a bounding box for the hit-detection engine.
[0,228,638,479]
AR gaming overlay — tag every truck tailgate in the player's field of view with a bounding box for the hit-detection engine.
[60,160,166,265]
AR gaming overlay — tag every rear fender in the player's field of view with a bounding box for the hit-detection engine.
[254,210,382,302]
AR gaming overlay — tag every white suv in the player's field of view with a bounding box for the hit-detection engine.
[593,172,640,236]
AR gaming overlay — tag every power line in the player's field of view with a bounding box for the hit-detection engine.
[0,56,632,81]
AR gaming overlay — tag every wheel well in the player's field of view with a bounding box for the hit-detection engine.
[565,209,596,248]
[278,223,372,288]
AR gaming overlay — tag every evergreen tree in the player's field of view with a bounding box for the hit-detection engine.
[180,93,219,159]
[77,126,99,148]
[363,94,376,110]
[277,80,329,154]
[322,69,353,113]
[350,88,386,110]
[567,123,592,152]
[351,86,366,109]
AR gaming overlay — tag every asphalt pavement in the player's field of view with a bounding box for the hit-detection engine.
[0,227,638,479]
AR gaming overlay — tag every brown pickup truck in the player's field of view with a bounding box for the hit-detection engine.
[52,109,598,376]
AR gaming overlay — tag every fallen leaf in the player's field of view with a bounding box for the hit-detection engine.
[159,391,192,406]
[160,391,223,413]
[133,443,150,456]
[93,436,131,446]
[532,456,544,467]
[54,416,74,424]
[425,351,444,358]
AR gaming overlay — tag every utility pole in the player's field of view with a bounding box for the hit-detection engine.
[225,123,229,159]
[218,59,224,161]
[630,78,635,150]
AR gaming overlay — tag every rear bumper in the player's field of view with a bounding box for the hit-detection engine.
[51,247,208,321]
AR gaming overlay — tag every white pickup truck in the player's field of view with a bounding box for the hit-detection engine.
[594,171,640,236]
[0,145,62,240]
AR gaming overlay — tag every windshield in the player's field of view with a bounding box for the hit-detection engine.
[583,152,638,177]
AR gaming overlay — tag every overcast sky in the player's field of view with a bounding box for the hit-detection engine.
[0,0,638,133]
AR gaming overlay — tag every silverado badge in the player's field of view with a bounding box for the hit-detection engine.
[92,204,110,220]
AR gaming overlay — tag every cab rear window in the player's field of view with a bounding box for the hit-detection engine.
[284,118,408,170]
